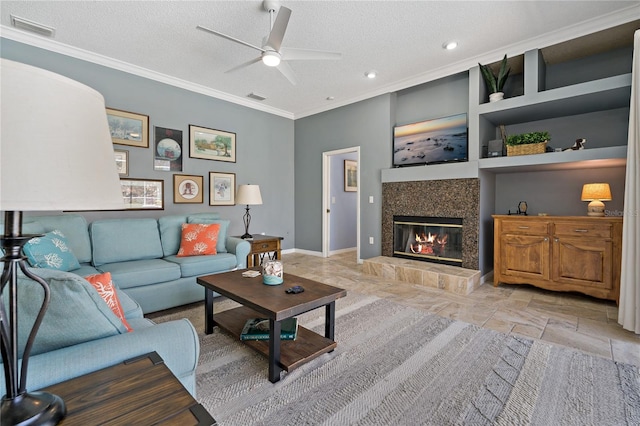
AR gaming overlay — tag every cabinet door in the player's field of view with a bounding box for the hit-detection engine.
[552,237,613,290]
[500,234,550,281]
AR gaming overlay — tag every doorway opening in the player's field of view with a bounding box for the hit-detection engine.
[322,147,360,261]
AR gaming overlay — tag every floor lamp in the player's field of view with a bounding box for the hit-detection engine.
[0,59,124,425]
[236,185,263,239]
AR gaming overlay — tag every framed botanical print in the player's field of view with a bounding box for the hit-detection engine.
[209,172,235,206]
[189,125,236,163]
[114,149,128,176]
[173,174,203,204]
[106,108,149,148]
[120,178,164,210]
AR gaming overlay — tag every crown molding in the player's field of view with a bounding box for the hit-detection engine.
[0,25,295,120]
[294,5,640,119]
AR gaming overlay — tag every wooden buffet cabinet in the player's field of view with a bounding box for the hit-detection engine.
[493,215,623,302]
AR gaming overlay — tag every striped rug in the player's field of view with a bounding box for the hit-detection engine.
[154,292,640,425]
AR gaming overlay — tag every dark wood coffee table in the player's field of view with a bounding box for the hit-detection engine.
[197,270,347,383]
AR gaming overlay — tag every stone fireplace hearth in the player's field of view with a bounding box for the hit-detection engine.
[382,178,480,270]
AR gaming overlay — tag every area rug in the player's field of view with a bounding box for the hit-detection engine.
[153,293,640,425]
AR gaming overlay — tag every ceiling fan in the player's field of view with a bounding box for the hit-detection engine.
[196,0,341,85]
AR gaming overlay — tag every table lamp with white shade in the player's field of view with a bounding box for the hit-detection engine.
[581,183,612,217]
[1,59,124,424]
[236,185,262,239]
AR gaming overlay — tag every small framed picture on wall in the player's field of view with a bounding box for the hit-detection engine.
[189,125,236,163]
[173,174,203,204]
[209,172,235,206]
[344,159,357,192]
[114,149,128,176]
[106,108,149,148]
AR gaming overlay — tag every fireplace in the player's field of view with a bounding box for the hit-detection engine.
[393,216,463,266]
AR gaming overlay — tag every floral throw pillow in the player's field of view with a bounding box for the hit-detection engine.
[84,272,132,332]
[177,223,220,257]
[23,230,80,271]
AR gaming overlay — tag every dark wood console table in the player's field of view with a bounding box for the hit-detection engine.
[41,352,216,425]
[236,234,283,267]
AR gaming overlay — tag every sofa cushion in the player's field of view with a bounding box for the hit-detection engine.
[98,259,181,289]
[84,272,132,332]
[158,215,188,256]
[29,215,92,263]
[22,230,81,272]
[90,219,163,266]
[164,253,237,277]
[117,288,143,319]
[177,223,220,257]
[12,269,127,356]
[187,216,229,254]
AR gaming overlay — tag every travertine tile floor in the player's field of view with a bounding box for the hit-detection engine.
[281,251,640,367]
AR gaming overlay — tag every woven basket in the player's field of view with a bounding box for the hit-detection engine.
[506,141,547,156]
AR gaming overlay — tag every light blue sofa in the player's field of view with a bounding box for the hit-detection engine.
[0,212,250,396]
[23,212,251,313]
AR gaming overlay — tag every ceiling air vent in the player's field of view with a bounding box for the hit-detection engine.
[10,15,55,37]
[247,92,267,101]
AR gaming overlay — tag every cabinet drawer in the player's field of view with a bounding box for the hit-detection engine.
[251,240,279,252]
[501,220,549,235]
[554,222,612,238]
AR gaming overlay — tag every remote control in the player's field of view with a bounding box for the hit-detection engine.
[285,286,304,294]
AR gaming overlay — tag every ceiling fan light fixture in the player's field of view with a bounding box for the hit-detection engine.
[262,51,281,67]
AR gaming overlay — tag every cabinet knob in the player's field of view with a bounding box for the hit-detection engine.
[544,237,549,241]
[554,238,559,242]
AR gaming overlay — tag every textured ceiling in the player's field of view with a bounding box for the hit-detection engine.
[1,1,638,118]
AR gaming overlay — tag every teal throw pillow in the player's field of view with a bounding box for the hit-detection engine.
[23,230,80,271]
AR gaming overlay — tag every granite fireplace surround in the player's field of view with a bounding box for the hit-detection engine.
[381,178,480,270]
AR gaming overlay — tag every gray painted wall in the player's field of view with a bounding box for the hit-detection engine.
[330,152,357,251]
[1,39,296,248]
[295,94,392,258]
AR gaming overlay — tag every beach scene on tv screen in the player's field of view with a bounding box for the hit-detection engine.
[394,113,467,166]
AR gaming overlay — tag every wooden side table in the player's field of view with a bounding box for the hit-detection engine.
[239,235,283,267]
[41,352,216,425]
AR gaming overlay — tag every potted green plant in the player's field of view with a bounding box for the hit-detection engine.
[479,54,510,102]
[505,131,550,156]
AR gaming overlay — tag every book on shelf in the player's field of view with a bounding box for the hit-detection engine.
[240,317,298,341]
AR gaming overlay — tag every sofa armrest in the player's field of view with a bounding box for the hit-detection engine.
[2,318,200,396]
[226,236,251,269]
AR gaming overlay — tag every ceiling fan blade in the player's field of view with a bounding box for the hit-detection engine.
[280,47,342,61]
[196,25,264,52]
[265,6,291,51]
[276,61,297,85]
[225,57,262,73]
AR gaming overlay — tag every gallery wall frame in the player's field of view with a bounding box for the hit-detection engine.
[189,125,236,163]
[106,108,149,148]
[154,126,183,172]
[209,172,236,206]
[114,149,128,177]
[173,174,203,204]
[344,159,358,192]
[120,178,164,210]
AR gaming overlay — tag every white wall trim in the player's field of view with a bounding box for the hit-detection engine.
[0,26,294,120]
[329,247,357,256]
[289,248,323,257]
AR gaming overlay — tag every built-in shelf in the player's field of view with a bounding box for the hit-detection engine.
[478,74,631,125]
[381,160,479,183]
[478,146,627,173]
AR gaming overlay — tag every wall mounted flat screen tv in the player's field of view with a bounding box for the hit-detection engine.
[393,113,468,167]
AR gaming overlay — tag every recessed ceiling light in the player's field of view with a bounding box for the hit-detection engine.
[442,41,458,50]
[326,96,335,101]
[365,70,377,79]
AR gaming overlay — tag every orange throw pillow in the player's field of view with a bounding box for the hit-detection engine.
[84,272,132,332]
[177,223,220,257]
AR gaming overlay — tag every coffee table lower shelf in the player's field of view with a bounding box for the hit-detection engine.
[214,305,336,372]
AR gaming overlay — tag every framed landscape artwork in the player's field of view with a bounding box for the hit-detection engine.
[173,174,203,204]
[106,108,149,148]
[120,178,164,210]
[189,125,236,163]
[344,159,357,192]
[209,172,235,206]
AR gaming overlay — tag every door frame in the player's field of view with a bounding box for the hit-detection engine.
[322,146,360,260]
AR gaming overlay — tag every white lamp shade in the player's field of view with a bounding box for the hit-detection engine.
[1,59,124,211]
[236,184,262,205]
